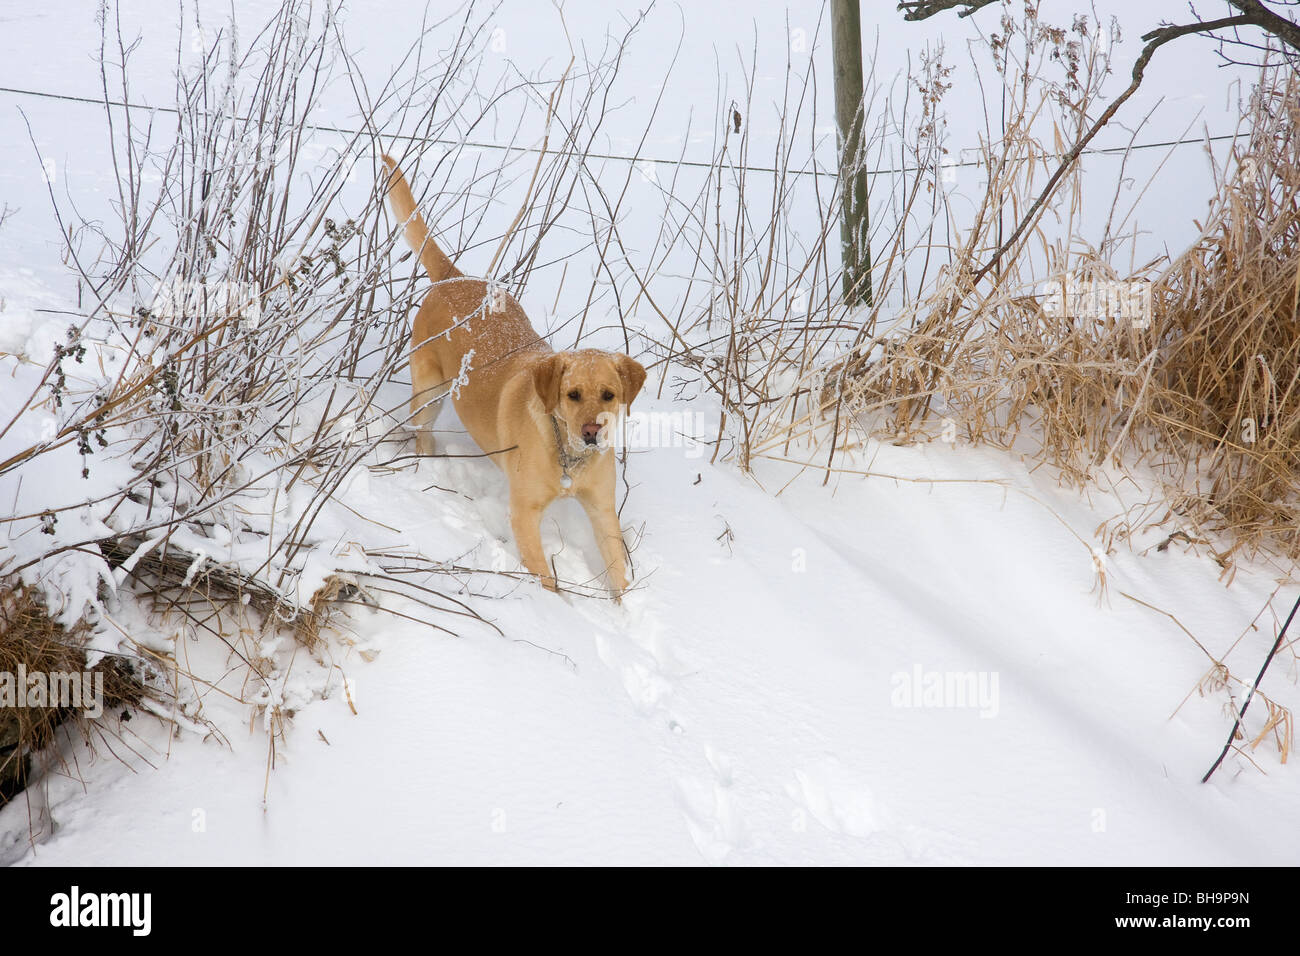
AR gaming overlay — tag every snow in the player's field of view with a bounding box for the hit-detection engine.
[1,1,1296,867]
[4,368,1295,865]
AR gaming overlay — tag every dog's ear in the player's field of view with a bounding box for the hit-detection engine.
[533,353,566,414]
[616,354,647,408]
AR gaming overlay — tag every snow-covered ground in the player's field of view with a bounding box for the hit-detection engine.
[1,1,1297,866]
[4,352,1296,866]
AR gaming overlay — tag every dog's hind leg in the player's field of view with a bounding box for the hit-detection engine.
[410,348,446,456]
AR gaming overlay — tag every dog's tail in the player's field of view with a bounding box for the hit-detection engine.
[381,153,462,284]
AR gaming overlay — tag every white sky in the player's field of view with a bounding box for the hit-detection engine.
[0,1,1277,296]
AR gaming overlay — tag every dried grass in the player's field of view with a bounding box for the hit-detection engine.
[0,585,146,805]
[636,3,1295,572]
[825,68,1300,567]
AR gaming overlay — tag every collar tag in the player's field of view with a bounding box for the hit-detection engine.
[551,414,590,475]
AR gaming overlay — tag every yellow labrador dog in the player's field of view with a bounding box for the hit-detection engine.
[382,155,645,598]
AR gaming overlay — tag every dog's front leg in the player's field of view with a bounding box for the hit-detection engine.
[510,495,557,591]
[578,491,629,600]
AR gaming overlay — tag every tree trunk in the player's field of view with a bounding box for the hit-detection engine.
[831,0,871,306]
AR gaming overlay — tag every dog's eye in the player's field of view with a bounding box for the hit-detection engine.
[567,390,581,401]
[601,390,615,402]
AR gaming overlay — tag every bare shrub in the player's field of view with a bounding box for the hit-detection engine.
[0,0,648,802]
[630,2,1297,570]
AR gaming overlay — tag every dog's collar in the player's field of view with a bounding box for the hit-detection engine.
[551,415,596,488]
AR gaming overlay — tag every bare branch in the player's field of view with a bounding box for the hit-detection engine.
[897,0,998,22]
[1226,0,1300,54]
[971,15,1254,283]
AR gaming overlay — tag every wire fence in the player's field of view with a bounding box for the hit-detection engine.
[0,82,1243,181]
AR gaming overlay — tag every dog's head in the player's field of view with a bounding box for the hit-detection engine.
[533,349,646,448]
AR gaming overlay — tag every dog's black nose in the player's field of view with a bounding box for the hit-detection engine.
[583,434,599,446]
